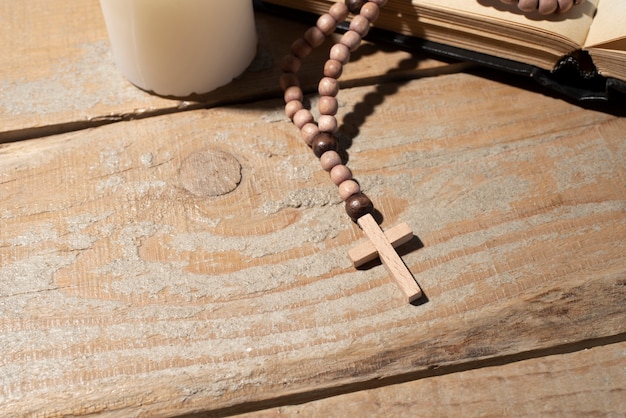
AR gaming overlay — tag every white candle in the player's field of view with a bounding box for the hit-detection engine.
[99,0,257,96]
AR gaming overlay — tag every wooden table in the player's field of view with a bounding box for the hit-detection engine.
[1,1,625,416]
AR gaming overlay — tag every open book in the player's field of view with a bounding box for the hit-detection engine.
[258,0,625,100]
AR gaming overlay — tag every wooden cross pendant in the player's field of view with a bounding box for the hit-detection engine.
[348,214,423,303]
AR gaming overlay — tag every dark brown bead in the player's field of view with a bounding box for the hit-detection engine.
[310,133,339,158]
[345,193,374,221]
[345,0,367,14]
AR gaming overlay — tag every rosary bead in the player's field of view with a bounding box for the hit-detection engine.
[304,26,326,48]
[340,30,362,52]
[301,123,320,146]
[330,164,352,185]
[345,192,374,221]
[320,150,343,171]
[284,85,303,103]
[349,14,371,37]
[291,37,313,59]
[280,53,301,74]
[318,77,340,97]
[285,100,304,120]
[280,73,300,91]
[324,59,343,79]
[345,0,367,14]
[318,115,339,133]
[293,109,314,129]
[328,2,350,22]
[316,13,338,35]
[338,179,361,201]
[318,96,339,116]
[311,132,339,158]
[360,2,380,22]
[330,43,351,64]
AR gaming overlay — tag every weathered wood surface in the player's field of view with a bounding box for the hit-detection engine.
[236,340,626,418]
[2,72,625,416]
[2,0,626,417]
[0,0,453,143]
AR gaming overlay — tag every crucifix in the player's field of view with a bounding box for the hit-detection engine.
[349,214,423,303]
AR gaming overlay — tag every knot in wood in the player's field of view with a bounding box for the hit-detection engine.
[179,148,242,197]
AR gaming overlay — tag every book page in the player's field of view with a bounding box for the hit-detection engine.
[411,0,598,45]
[584,0,626,48]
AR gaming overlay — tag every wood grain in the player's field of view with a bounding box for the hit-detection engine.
[235,341,626,418]
[1,71,624,416]
[0,0,454,143]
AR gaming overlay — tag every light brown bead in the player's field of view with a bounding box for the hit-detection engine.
[285,100,304,120]
[301,123,320,146]
[318,96,339,116]
[320,150,342,171]
[316,13,337,35]
[318,77,340,97]
[330,164,352,186]
[340,30,362,52]
[283,85,303,103]
[291,37,313,59]
[280,54,301,74]
[360,2,380,22]
[330,43,351,64]
[338,179,361,201]
[318,115,338,133]
[328,2,350,22]
[349,14,370,37]
[293,109,314,129]
[324,59,343,79]
[304,26,326,48]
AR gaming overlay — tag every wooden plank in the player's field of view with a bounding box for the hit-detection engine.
[1,74,625,416]
[0,0,455,142]
[237,341,626,417]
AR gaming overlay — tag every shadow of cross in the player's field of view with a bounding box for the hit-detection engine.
[349,214,423,303]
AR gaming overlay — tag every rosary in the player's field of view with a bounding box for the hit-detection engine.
[279,0,423,303]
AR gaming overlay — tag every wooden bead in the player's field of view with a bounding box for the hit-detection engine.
[293,109,314,129]
[285,100,304,120]
[311,133,339,158]
[360,2,380,22]
[320,150,342,171]
[330,164,352,185]
[291,37,313,59]
[280,73,300,91]
[318,115,338,133]
[340,30,362,52]
[318,96,338,116]
[338,179,361,201]
[328,2,350,22]
[345,0,367,14]
[324,59,343,79]
[280,54,301,74]
[345,193,374,221]
[316,13,337,35]
[283,85,303,103]
[301,123,320,146]
[304,26,326,48]
[330,43,351,64]
[318,77,340,97]
[349,14,370,37]
[284,85,303,103]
